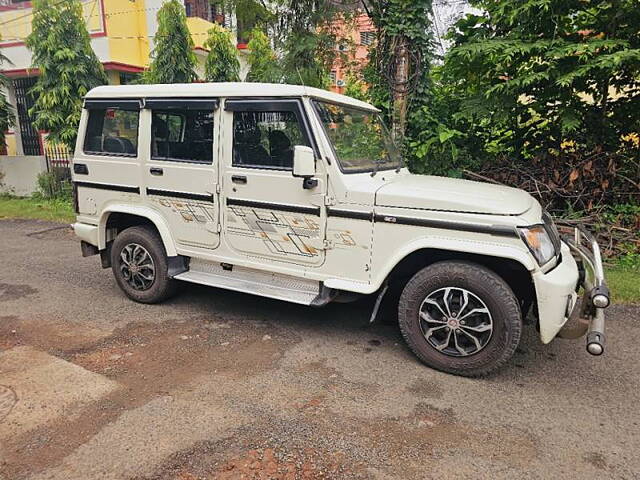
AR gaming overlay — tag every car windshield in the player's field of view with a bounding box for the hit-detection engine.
[313,101,402,173]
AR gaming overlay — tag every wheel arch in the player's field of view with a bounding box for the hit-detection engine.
[98,205,177,257]
[375,240,536,312]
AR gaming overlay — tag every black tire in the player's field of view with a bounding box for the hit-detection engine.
[110,225,177,304]
[398,261,522,377]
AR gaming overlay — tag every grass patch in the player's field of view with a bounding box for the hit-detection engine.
[0,195,75,224]
[606,267,640,304]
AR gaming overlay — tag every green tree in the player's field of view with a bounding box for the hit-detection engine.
[0,49,15,150]
[142,0,197,84]
[443,0,640,159]
[26,0,107,148]
[246,28,280,83]
[204,23,240,82]
[207,0,340,89]
[277,0,339,89]
[363,0,436,176]
[366,0,435,140]
[212,0,273,43]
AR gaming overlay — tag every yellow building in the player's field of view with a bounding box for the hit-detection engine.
[0,0,238,156]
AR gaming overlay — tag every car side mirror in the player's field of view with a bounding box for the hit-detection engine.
[292,145,318,189]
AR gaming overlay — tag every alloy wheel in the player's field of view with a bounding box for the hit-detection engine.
[119,243,156,291]
[418,287,493,357]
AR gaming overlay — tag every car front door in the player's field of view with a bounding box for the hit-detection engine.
[221,99,327,267]
[142,98,220,250]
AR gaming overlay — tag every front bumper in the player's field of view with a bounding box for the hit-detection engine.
[557,223,610,355]
[534,222,609,354]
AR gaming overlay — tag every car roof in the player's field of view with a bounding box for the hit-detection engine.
[85,82,379,112]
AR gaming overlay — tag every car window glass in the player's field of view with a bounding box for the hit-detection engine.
[232,110,309,169]
[83,108,139,156]
[151,109,214,163]
[314,101,401,173]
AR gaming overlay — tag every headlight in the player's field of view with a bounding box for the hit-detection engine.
[518,225,556,266]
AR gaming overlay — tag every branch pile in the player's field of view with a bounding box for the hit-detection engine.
[464,149,640,259]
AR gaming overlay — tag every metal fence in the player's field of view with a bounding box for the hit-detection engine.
[44,142,71,170]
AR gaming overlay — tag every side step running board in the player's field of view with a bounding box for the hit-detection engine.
[173,259,323,306]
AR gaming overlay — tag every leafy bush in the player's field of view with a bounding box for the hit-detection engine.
[36,169,72,201]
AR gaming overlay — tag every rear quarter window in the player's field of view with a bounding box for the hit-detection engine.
[83,108,139,157]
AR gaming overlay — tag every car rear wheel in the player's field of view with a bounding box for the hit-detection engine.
[398,261,522,377]
[110,226,177,304]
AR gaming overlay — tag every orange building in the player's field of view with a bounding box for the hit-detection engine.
[328,12,375,94]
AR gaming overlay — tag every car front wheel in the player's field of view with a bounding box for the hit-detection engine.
[398,261,522,377]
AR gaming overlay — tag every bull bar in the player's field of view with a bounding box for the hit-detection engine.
[556,222,610,355]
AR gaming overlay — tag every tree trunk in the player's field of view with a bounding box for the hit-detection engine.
[392,36,409,140]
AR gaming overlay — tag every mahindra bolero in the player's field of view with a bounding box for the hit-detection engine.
[71,83,610,376]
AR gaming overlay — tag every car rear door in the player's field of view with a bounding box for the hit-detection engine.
[142,98,221,250]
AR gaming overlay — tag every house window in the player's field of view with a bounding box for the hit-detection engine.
[360,31,375,46]
[329,71,337,85]
[119,72,140,85]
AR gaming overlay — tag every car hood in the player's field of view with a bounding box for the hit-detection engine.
[375,174,534,215]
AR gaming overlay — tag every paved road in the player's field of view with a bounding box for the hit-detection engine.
[0,219,638,480]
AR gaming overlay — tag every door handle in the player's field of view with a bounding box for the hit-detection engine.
[231,175,247,185]
[73,163,88,175]
[150,167,163,176]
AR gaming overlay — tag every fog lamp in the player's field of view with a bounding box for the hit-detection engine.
[592,294,610,309]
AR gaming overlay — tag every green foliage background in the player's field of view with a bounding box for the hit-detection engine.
[26,0,107,148]
[364,0,436,172]
[411,0,640,175]
[404,0,640,259]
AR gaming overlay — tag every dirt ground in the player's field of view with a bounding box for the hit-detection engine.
[0,218,638,480]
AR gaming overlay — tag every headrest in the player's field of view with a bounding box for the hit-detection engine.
[103,137,125,153]
[153,117,169,139]
[268,130,291,151]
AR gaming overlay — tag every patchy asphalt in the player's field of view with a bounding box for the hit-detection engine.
[0,218,638,480]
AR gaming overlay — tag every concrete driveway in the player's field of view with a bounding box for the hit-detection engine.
[0,218,638,480]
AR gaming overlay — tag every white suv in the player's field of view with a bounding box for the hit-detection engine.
[72,83,609,376]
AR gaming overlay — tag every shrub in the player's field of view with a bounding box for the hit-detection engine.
[36,169,72,201]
